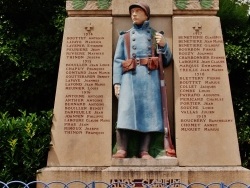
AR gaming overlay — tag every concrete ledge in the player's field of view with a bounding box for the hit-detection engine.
[37,166,250,186]
[111,157,178,167]
[187,166,250,184]
[173,10,218,16]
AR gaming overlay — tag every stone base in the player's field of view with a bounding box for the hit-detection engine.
[111,156,178,166]
[36,166,104,181]
[187,166,250,184]
[37,160,250,187]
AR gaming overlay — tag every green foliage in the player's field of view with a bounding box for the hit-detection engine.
[174,0,188,9]
[174,0,213,9]
[72,0,112,10]
[73,0,87,10]
[226,29,250,168]
[217,0,249,28]
[0,0,67,115]
[224,29,249,72]
[218,0,250,168]
[0,110,52,183]
[97,0,112,9]
[200,0,213,9]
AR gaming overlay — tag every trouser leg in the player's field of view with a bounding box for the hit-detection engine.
[140,133,151,152]
[139,133,153,159]
[113,129,128,158]
[116,129,128,151]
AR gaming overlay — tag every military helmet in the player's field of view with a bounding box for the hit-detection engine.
[129,2,150,20]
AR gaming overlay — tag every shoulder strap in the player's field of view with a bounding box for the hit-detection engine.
[124,32,130,59]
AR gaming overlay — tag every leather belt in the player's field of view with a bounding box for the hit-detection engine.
[135,58,156,66]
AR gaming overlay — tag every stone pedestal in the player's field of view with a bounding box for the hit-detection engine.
[37,165,250,187]
[173,16,241,166]
[37,0,250,185]
[36,167,104,188]
[47,17,113,166]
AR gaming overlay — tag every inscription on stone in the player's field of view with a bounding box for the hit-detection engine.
[110,178,181,188]
[47,17,112,166]
[173,17,241,166]
[177,30,233,133]
[63,30,110,136]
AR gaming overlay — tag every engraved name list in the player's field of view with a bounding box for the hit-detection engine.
[177,34,233,133]
[63,30,111,136]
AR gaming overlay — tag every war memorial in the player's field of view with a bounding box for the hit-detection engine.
[37,0,250,186]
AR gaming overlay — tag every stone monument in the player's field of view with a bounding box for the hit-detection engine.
[46,16,113,167]
[37,0,250,185]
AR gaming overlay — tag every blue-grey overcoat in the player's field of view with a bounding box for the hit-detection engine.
[113,20,172,133]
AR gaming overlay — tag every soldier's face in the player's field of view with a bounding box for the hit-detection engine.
[131,7,148,25]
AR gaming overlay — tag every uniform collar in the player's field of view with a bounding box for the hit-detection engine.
[133,20,150,30]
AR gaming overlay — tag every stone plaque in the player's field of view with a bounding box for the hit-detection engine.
[47,17,112,166]
[173,16,241,166]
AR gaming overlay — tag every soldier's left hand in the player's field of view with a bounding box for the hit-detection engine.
[155,32,167,47]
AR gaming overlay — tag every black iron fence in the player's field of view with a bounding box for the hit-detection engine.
[0,181,250,188]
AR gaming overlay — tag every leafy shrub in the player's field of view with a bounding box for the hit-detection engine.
[0,110,52,183]
[218,0,250,168]
[0,0,66,115]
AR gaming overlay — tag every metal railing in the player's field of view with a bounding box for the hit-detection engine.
[0,181,250,188]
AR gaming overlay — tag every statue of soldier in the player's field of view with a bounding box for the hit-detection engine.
[112,1,172,159]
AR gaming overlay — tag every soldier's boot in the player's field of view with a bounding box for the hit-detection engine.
[112,129,128,158]
[139,133,153,159]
